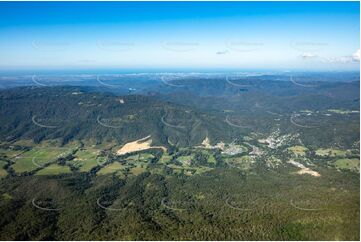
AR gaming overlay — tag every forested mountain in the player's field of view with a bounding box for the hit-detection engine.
[0,86,243,147]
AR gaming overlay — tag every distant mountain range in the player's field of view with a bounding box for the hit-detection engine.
[0,73,359,148]
[0,86,243,147]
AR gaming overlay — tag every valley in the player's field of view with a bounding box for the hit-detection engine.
[0,73,359,240]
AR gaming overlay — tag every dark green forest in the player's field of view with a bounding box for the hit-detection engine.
[0,76,359,240]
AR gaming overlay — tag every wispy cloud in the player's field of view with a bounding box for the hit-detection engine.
[352,49,360,61]
[325,56,354,63]
[321,49,360,64]
[300,53,317,59]
[216,50,229,55]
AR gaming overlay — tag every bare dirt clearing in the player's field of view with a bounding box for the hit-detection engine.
[288,159,321,177]
[116,135,166,155]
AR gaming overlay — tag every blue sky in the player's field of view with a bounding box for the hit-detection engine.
[0,1,359,71]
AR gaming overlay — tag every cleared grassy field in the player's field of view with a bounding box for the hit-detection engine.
[334,158,360,172]
[315,148,347,157]
[0,148,25,159]
[177,155,193,166]
[12,157,37,173]
[11,139,37,147]
[12,148,70,173]
[68,149,100,172]
[126,153,154,163]
[167,163,212,176]
[36,164,71,175]
[130,166,146,176]
[0,159,7,178]
[288,146,308,156]
[167,165,186,175]
[197,149,217,164]
[12,139,79,148]
[82,140,117,150]
[97,162,125,175]
[207,154,216,164]
[224,155,255,170]
[159,153,172,164]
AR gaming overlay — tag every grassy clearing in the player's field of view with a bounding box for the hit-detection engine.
[12,157,37,173]
[115,171,126,179]
[315,148,347,157]
[12,148,70,173]
[177,155,193,166]
[168,165,185,175]
[0,160,7,178]
[197,149,217,164]
[207,154,216,164]
[148,165,165,175]
[126,153,154,163]
[159,153,172,164]
[12,139,79,148]
[130,166,146,176]
[193,166,213,175]
[225,155,255,170]
[0,159,7,166]
[334,158,359,172]
[1,193,12,200]
[0,148,25,159]
[11,139,36,147]
[69,149,100,172]
[36,164,71,175]
[288,146,308,156]
[222,144,248,155]
[0,168,7,178]
[82,139,117,150]
[97,162,125,175]
[167,164,212,176]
